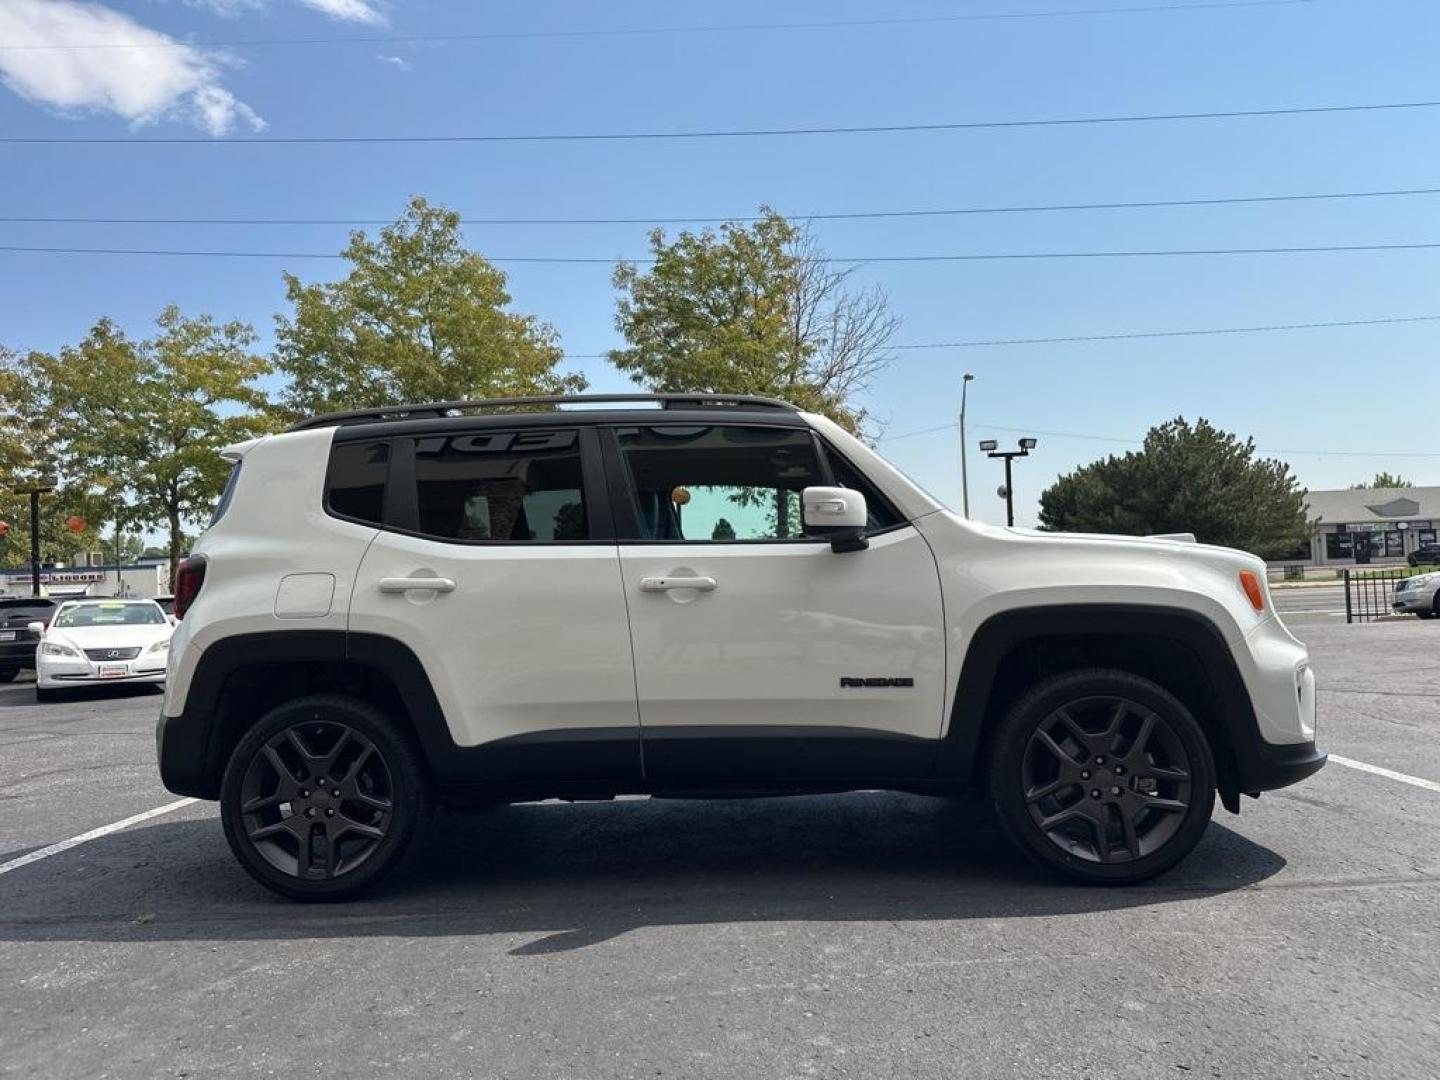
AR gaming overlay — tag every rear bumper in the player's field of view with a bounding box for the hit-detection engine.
[0,641,38,668]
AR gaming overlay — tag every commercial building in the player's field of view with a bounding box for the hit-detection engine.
[1300,487,1439,566]
[0,554,169,600]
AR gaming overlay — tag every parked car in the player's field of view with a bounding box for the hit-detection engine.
[156,393,1325,900]
[34,598,173,702]
[1392,572,1440,618]
[0,597,56,682]
[154,594,178,624]
[1408,543,1440,567]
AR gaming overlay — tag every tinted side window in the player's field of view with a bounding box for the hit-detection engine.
[823,445,906,532]
[414,429,587,542]
[209,462,242,527]
[616,425,824,542]
[327,441,390,525]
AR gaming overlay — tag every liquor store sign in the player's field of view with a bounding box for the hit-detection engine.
[3,570,105,585]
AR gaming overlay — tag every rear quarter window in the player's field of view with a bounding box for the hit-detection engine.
[326,441,391,526]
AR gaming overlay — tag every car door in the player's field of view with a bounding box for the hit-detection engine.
[607,422,946,784]
[348,423,642,786]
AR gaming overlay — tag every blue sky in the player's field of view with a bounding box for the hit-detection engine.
[2,0,1438,526]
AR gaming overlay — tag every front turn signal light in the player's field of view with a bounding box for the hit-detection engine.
[1239,569,1266,612]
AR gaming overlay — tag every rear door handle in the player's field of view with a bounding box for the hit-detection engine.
[378,577,457,594]
[639,576,718,593]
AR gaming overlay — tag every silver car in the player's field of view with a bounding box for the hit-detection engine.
[1392,572,1440,618]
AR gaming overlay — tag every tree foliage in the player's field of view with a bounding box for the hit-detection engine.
[1037,417,1308,558]
[609,209,897,434]
[0,349,104,568]
[1350,471,1413,490]
[19,308,272,578]
[273,197,584,420]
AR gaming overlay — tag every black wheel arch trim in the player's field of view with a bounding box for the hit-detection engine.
[934,604,1325,800]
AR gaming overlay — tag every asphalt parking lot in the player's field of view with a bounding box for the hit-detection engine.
[2,620,1438,1080]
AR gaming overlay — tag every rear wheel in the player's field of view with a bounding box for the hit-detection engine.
[220,695,431,901]
[987,669,1216,884]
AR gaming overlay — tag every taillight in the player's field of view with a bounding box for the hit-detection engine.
[173,558,207,620]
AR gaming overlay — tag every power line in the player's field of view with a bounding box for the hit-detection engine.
[7,241,1440,262]
[566,314,1440,358]
[891,314,1440,349]
[6,98,1436,146]
[0,2,1317,52]
[879,421,1440,457]
[10,184,1440,226]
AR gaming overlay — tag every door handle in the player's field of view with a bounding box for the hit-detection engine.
[378,576,457,594]
[639,576,717,593]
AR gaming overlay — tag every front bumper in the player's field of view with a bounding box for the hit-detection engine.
[1244,738,1328,792]
[1391,587,1436,613]
[37,653,168,688]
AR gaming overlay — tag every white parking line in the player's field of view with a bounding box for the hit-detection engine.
[1330,754,1440,794]
[0,797,197,878]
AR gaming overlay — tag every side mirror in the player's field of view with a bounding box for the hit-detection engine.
[27,621,44,634]
[802,486,869,553]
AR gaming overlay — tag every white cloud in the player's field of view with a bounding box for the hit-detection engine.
[185,0,385,24]
[297,0,386,25]
[0,0,265,136]
[376,54,410,71]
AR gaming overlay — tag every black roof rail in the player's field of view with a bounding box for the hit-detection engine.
[287,393,800,432]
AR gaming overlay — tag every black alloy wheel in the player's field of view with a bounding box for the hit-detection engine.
[220,695,430,901]
[988,669,1216,884]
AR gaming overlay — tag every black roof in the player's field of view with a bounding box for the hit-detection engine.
[290,393,802,435]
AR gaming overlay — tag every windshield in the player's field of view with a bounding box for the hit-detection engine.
[53,602,166,628]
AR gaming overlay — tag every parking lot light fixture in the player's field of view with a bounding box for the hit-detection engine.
[980,439,1039,527]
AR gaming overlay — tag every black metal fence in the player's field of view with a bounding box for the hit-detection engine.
[1342,567,1410,623]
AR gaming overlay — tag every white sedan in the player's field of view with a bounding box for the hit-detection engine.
[32,599,173,702]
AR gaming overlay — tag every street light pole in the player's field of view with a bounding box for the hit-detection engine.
[1002,455,1015,526]
[959,373,974,517]
[12,479,56,599]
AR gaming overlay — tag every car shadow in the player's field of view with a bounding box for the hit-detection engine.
[0,681,162,707]
[0,792,1286,953]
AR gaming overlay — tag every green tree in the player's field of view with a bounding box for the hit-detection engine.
[273,197,584,419]
[1350,471,1413,490]
[610,209,897,434]
[0,349,103,572]
[21,308,272,579]
[1037,417,1308,558]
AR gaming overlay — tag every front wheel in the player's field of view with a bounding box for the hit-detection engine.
[987,669,1216,884]
[220,695,431,901]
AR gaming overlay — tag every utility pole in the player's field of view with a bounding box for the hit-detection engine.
[959,373,974,517]
[12,479,55,598]
[978,438,1038,528]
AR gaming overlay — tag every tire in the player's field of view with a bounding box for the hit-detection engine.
[35,687,60,703]
[986,668,1217,885]
[220,694,431,901]
[0,667,19,683]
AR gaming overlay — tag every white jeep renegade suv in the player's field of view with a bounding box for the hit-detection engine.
[157,394,1324,900]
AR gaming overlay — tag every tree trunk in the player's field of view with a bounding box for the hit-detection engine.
[167,505,183,589]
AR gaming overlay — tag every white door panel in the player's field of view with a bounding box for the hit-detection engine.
[621,526,946,737]
[350,533,637,748]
